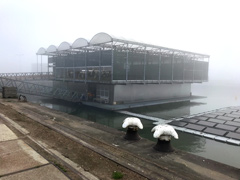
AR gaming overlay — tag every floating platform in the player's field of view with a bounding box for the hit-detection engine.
[82,95,205,110]
[167,106,240,145]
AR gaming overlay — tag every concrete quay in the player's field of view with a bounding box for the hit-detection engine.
[0,98,239,179]
[0,121,70,180]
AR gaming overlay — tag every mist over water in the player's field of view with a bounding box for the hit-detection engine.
[25,80,240,168]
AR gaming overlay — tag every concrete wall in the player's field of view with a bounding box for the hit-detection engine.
[113,84,191,104]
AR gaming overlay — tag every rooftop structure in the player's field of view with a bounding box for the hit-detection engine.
[37,32,209,107]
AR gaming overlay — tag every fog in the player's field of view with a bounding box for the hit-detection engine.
[0,0,240,85]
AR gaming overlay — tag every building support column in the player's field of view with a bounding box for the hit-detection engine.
[192,55,195,82]
[143,47,147,83]
[36,55,38,72]
[171,52,175,83]
[47,56,49,76]
[111,43,114,82]
[99,48,101,81]
[158,52,162,83]
[183,55,186,83]
[73,54,75,81]
[85,50,87,84]
[126,49,129,83]
[41,55,42,76]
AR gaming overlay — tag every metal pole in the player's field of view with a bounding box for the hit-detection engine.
[111,43,114,82]
[37,55,38,72]
[201,58,204,81]
[47,56,49,77]
[183,55,186,83]
[41,55,42,75]
[192,55,195,83]
[126,49,129,82]
[85,50,87,83]
[159,52,162,83]
[99,48,101,81]
[144,47,147,83]
[207,57,209,81]
[171,52,174,83]
[73,54,75,81]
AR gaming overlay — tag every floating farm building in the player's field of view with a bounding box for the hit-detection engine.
[37,32,209,107]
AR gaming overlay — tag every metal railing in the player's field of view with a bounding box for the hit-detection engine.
[0,72,54,81]
[0,77,82,102]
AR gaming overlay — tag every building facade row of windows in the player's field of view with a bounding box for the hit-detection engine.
[52,50,208,82]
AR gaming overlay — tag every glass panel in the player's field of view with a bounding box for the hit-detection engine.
[56,56,65,67]
[128,52,144,80]
[56,68,64,79]
[74,53,85,67]
[185,58,194,70]
[55,68,61,78]
[100,66,111,82]
[173,57,184,80]
[160,55,172,80]
[194,61,204,80]
[101,50,112,66]
[87,67,100,81]
[87,51,100,66]
[202,61,209,80]
[184,70,193,80]
[113,51,126,80]
[66,68,74,79]
[65,54,74,67]
[75,68,85,81]
[145,53,159,80]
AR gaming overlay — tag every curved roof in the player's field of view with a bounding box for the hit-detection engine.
[36,47,46,55]
[72,38,89,49]
[90,32,113,45]
[58,41,71,51]
[47,45,57,53]
[37,32,210,58]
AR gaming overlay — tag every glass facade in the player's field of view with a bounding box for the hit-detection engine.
[44,32,209,84]
[53,49,208,83]
[54,49,113,83]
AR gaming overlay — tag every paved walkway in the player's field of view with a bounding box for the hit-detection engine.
[0,119,69,180]
[168,106,240,145]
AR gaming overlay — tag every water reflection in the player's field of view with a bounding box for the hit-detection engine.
[129,101,205,119]
[172,132,206,153]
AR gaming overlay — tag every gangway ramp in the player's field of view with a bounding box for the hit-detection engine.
[0,77,82,102]
[0,72,53,81]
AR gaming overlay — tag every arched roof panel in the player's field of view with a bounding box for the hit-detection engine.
[37,47,46,55]
[47,45,57,53]
[90,32,113,45]
[72,38,89,49]
[58,41,71,51]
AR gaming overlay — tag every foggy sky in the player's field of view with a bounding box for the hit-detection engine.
[0,0,240,83]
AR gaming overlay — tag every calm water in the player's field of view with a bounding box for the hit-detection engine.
[27,82,240,168]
